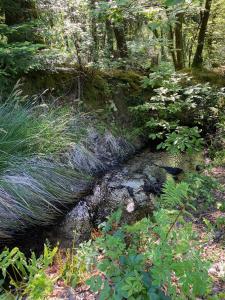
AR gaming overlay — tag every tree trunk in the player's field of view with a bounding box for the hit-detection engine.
[168,25,177,69]
[113,23,128,58]
[106,19,114,56]
[3,0,37,25]
[174,12,185,70]
[90,0,98,63]
[192,0,212,68]
[161,28,167,60]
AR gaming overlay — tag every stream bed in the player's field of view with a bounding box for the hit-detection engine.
[7,147,203,253]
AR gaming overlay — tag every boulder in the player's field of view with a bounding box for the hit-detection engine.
[54,151,167,247]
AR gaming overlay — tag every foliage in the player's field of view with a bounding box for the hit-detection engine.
[56,240,97,289]
[0,0,224,77]
[183,172,223,207]
[157,126,204,154]
[159,179,189,208]
[86,181,211,299]
[0,1,224,299]
[0,244,57,299]
[0,178,218,299]
[141,62,175,89]
[208,110,225,162]
[131,65,225,154]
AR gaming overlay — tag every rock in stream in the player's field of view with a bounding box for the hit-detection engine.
[51,151,168,247]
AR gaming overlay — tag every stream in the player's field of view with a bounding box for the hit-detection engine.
[19,148,203,252]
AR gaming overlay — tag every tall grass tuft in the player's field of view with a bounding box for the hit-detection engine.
[0,93,80,171]
[0,161,92,239]
[0,89,135,241]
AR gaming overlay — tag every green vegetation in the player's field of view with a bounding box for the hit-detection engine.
[130,64,225,156]
[0,89,78,171]
[0,0,224,299]
[1,176,224,299]
[0,244,57,299]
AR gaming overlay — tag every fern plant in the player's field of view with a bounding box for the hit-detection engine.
[159,179,190,208]
[86,181,211,299]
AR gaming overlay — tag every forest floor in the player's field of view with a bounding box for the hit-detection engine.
[47,165,225,300]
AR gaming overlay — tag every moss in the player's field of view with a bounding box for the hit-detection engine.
[183,68,225,87]
[104,69,142,94]
[82,70,111,109]
[82,68,143,108]
[21,66,145,123]
[22,67,80,96]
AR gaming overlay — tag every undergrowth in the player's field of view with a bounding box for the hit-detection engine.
[86,179,213,300]
[130,63,225,155]
[1,176,223,299]
[0,87,135,240]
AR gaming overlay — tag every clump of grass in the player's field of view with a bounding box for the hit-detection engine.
[0,160,92,239]
[0,100,79,171]
[0,87,135,240]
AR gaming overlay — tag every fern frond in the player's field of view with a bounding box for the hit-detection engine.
[160,179,189,208]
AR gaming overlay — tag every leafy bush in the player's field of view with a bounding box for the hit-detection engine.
[131,65,225,154]
[183,172,223,207]
[157,126,204,154]
[141,62,175,89]
[86,181,211,299]
[0,42,44,76]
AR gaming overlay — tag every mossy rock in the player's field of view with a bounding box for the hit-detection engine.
[82,68,143,108]
[82,69,111,108]
[105,69,142,92]
[22,67,80,96]
[184,68,225,87]
[22,66,145,118]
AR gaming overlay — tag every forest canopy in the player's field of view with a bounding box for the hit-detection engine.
[0,0,224,83]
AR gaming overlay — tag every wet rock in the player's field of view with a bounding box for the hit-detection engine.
[54,151,167,247]
[55,202,92,248]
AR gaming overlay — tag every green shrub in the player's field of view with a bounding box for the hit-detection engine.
[0,180,214,299]
[86,182,211,299]
[184,172,223,205]
[141,62,175,89]
[157,126,204,154]
[131,65,225,154]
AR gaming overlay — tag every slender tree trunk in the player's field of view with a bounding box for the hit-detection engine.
[206,7,217,65]
[168,25,177,69]
[161,28,167,60]
[192,0,212,68]
[106,19,114,55]
[113,23,128,58]
[174,12,185,70]
[152,29,160,66]
[90,0,98,63]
